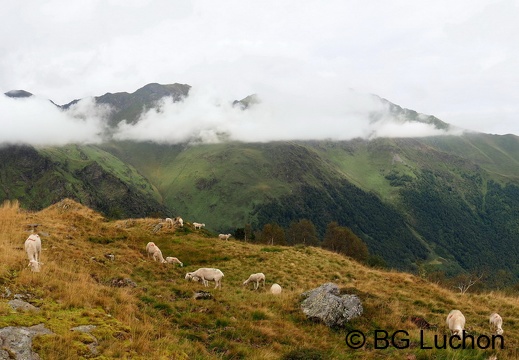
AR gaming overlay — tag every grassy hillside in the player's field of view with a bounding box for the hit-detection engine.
[1,199,518,359]
[98,135,519,281]
[99,141,338,231]
[0,144,167,219]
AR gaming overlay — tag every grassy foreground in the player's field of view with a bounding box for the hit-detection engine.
[0,199,517,359]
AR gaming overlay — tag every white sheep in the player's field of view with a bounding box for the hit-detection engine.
[185,268,224,289]
[166,256,183,267]
[146,242,157,258]
[175,217,184,227]
[489,313,504,335]
[146,242,167,263]
[24,234,42,272]
[446,310,466,340]
[218,234,232,240]
[165,218,174,227]
[193,222,205,230]
[270,283,282,295]
[243,273,266,290]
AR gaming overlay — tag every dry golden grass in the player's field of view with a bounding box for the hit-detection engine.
[1,198,519,359]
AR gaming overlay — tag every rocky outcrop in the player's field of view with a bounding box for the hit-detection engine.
[300,283,363,328]
[0,324,53,360]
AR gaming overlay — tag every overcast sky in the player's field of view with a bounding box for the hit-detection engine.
[1,0,518,145]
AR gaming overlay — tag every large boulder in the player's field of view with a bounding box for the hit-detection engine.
[0,323,53,360]
[300,283,363,328]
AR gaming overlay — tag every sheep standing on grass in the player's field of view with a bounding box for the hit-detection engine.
[146,242,167,263]
[446,310,466,340]
[489,313,504,335]
[25,234,42,272]
[185,268,224,289]
[193,222,205,230]
[218,234,232,240]
[175,217,184,227]
[270,283,282,295]
[166,257,183,267]
[243,273,266,290]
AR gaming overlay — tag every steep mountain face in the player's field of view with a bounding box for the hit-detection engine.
[3,83,519,284]
[0,144,169,219]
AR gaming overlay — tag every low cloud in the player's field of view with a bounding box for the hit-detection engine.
[113,85,457,144]
[2,84,460,147]
[1,95,108,146]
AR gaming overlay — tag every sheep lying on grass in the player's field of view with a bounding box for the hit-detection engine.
[270,283,282,295]
[166,256,183,267]
[243,273,266,290]
[185,268,224,289]
[25,234,42,272]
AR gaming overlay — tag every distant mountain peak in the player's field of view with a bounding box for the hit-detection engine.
[233,94,260,110]
[62,83,192,127]
[4,89,33,98]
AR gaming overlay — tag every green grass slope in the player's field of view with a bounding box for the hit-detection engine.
[1,200,518,359]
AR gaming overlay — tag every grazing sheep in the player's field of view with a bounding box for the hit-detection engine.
[175,217,184,227]
[270,283,282,295]
[146,242,157,258]
[193,222,205,230]
[24,234,42,272]
[243,273,266,290]
[185,268,224,289]
[446,310,466,340]
[165,218,174,227]
[489,313,504,335]
[146,242,167,263]
[166,256,183,267]
[218,234,232,240]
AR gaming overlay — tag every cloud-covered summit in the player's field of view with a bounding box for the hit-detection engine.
[1,82,463,147]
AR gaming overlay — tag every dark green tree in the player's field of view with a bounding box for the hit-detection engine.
[258,223,286,245]
[286,219,320,246]
[322,222,369,262]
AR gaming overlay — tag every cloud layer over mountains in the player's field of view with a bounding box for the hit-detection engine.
[2,84,461,146]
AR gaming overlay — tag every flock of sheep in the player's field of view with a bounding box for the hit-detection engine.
[446,309,504,339]
[22,219,281,294]
[145,236,281,294]
[22,222,504,338]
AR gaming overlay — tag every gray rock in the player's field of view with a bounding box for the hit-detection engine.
[193,291,213,300]
[70,325,97,333]
[8,299,40,312]
[301,283,363,328]
[71,325,98,356]
[108,278,137,288]
[0,323,53,360]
